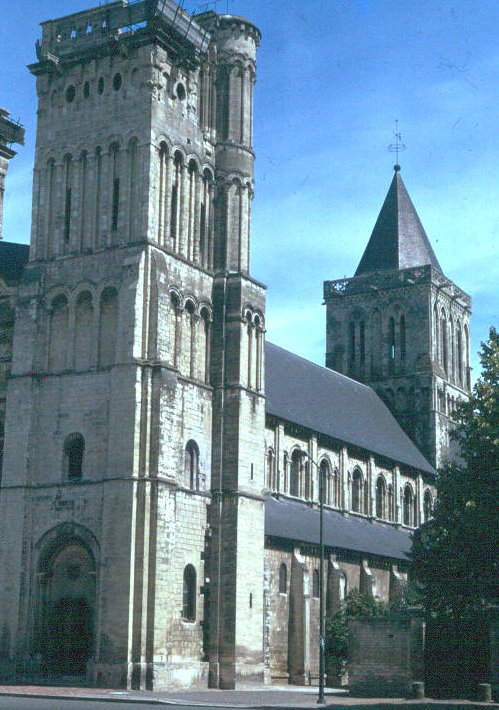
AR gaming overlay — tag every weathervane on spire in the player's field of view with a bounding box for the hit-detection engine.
[388,119,406,171]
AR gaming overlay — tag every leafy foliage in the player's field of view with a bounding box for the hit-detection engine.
[412,327,499,620]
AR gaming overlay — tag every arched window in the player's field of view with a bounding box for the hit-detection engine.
[312,569,320,598]
[352,469,362,513]
[64,433,85,481]
[376,476,386,519]
[320,459,330,504]
[199,307,210,383]
[423,489,433,522]
[403,484,414,526]
[440,311,448,373]
[170,152,183,249]
[182,564,196,621]
[290,450,302,497]
[464,324,470,389]
[364,479,369,515]
[184,440,200,490]
[278,563,287,594]
[110,143,120,232]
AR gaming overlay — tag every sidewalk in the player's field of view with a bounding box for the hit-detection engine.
[0,684,497,709]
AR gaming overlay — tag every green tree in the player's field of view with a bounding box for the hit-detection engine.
[411,328,498,696]
[412,327,499,619]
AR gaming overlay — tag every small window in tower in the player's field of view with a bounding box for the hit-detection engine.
[182,564,196,622]
[66,85,76,103]
[176,83,186,100]
[64,188,72,242]
[278,563,287,594]
[112,178,120,231]
[83,81,90,99]
[113,73,122,91]
[70,27,77,40]
[98,77,105,95]
[64,433,85,481]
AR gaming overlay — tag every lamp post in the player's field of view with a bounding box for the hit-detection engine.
[301,450,326,705]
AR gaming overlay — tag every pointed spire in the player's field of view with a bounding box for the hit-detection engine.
[355,167,442,276]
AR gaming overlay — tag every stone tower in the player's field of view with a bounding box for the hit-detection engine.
[324,166,471,468]
[0,1,264,691]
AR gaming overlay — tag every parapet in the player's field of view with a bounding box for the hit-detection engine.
[30,0,212,74]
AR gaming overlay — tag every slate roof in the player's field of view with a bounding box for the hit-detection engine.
[265,341,435,476]
[265,495,412,561]
[355,168,442,276]
[0,242,29,285]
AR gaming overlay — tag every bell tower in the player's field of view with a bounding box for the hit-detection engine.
[324,166,471,469]
[0,0,265,691]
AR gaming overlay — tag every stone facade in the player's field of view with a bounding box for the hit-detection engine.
[0,0,457,694]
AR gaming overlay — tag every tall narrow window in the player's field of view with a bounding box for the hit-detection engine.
[359,320,365,366]
[320,459,330,504]
[400,315,406,361]
[74,291,94,370]
[457,324,463,385]
[64,433,85,481]
[403,485,414,526]
[184,440,200,490]
[278,563,287,594]
[441,312,448,373]
[348,322,355,369]
[112,178,120,231]
[170,152,182,248]
[199,308,210,383]
[110,143,120,232]
[376,476,386,519]
[389,317,396,363]
[182,565,196,622]
[290,450,301,497]
[267,448,275,489]
[352,469,362,513]
[94,147,102,248]
[63,154,73,244]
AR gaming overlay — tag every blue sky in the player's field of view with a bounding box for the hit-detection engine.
[2,0,497,377]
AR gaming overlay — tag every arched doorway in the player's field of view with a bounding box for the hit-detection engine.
[34,528,97,676]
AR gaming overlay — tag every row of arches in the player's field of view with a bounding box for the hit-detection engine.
[48,286,118,372]
[265,447,433,526]
[169,292,211,383]
[433,304,470,389]
[334,307,407,381]
[36,138,140,259]
[156,145,215,268]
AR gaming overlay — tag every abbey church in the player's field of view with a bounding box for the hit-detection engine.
[0,0,471,692]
